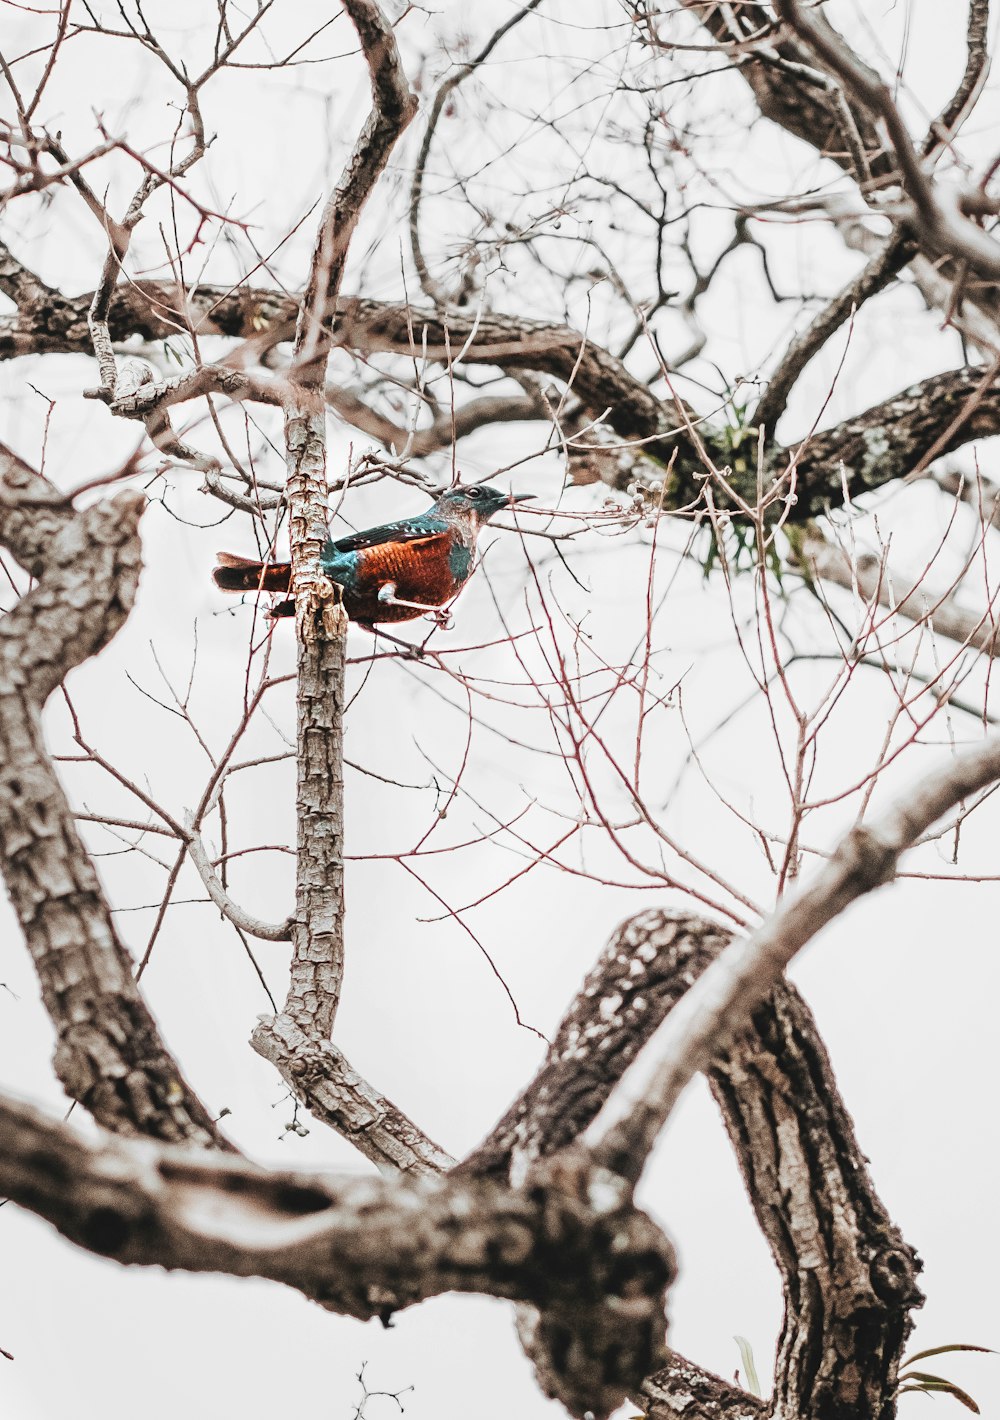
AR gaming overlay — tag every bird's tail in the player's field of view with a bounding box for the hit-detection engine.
[213,551,291,594]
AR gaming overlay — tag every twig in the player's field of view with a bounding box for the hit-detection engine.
[590,727,1000,1182]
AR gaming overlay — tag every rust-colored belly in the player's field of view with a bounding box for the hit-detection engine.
[340,538,463,624]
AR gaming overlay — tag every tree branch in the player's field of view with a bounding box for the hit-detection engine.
[754,229,913,434]
[185,825,292,942]
[924,0,992,159]
[641,1351,767,1420]
[281,1,416,1038]
[776,0,1000,281]
[249,1016,455,1176]
[8,271,1000,523]
[408,0,545,306]
[590,730,1000,1183]
[712,978,922,1419]
[252,5,424,1169]
[795,524,1000,660]
[677,1,891,185]
[789,366,1000,514]
[324,385,543,457]
[0,1089,674,1420]
[464,902,922,1417]
[459,911,734,1182]
[0,447,226,1146]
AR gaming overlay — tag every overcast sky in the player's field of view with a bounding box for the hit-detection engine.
[1,3,998,1418]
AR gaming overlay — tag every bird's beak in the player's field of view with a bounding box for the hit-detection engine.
[510,492,535,504]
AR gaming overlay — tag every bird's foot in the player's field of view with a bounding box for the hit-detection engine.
[377,582,450,624]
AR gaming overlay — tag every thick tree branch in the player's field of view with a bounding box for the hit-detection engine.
[84,361,288,419]
[0,440,74,572]
[0,274,707,477]
[252,5,425,1174]
[464,905,921,1418]
[281,1,416,1039]
[0,449,225,1146]
[641,1352,767,1420]
[789,366,1000,514]
[0,1090,674,1419]
[8,263,1000,521]
[712,979,921,1420]
[459,912,734,1182]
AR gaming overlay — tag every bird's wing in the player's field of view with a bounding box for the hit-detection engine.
[329,515,447,553]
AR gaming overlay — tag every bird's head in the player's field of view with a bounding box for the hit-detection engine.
[433,482,534,527]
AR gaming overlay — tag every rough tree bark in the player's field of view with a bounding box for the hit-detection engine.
[0,443,225,1146]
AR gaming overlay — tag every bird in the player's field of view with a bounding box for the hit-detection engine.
[212,482,534,626]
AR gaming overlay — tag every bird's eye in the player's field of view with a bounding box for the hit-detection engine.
[468,487,483,499]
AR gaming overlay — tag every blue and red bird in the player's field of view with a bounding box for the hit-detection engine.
[213,482,532,625]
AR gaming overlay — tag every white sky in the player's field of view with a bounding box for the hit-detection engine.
[1,2,998,1418]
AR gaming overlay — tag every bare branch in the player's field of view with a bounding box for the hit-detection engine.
[185,825,292,942]
[754,229,913,433]
[280,0,416,1042]
[924,0,992,159]
[776,0,1000,280]
[250,1017,455,1176]
[11,267,1000,520]
[324,385,543,457]
[677,0,891,184]
[408,0,545,305]
[0,1090,674,1420]
[796,524,1000,659]
[591,729,1000,1179]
